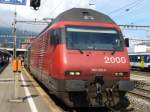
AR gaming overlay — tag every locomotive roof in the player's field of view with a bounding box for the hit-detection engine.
[38,8,116,37]
[53,8,116,24]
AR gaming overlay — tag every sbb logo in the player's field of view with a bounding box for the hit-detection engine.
[104,56,126,64]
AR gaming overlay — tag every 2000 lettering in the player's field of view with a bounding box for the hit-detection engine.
[104,56,126,64]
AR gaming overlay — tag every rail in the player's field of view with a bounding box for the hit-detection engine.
[128,79,150,101]
[0,62,9,73]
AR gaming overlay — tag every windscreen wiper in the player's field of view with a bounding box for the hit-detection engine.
[111,46,117,55]
[77,49,84,54]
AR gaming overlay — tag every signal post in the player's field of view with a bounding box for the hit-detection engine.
[9,10,23,103]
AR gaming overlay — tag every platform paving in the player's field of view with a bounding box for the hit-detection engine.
[0,64,62,112]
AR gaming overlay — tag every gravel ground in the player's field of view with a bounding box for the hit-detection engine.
[127,94,150,112]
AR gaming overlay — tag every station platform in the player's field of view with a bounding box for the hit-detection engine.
[0,64,62,112]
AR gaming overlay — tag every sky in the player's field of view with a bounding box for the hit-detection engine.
[0,0,150,39]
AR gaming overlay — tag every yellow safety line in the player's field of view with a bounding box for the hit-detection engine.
[23,68,63,112]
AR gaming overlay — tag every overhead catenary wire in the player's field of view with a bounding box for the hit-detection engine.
[108,0,144,15]
[123,0,145,11]
[111,0,146,19]
[115,0,150,20]
[48,0,65,17]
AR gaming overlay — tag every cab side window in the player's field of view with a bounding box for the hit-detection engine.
[50,29,61,45]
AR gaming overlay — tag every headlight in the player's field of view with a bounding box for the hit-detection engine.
[118,72,124,76]
[113,72,127,76]
[75,72,80,75]
[65,71,81,76]
[114,72,119,76]
[70,72,75,75]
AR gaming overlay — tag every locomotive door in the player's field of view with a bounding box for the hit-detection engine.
[49,29,62,76]
[48,31,53,75]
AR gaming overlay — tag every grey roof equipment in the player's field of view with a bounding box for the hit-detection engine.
[53,8,116,24]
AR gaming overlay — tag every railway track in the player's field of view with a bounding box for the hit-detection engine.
[0,63,9,73]
[127,71,150,112]
[129,70,150,102]
[129,88,150,101]
[131,70,150,84]
[131,70,150,77]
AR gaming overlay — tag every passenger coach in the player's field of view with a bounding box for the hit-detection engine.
[129,52,150,69]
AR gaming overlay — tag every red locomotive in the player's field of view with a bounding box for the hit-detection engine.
[25,8,132,110]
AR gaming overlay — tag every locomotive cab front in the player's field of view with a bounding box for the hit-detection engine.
[55,24,131,108]
[62,25,130,79]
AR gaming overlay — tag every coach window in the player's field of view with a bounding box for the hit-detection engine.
[132,56,134,62]
[135,56,138,62]
[147,56,150,62]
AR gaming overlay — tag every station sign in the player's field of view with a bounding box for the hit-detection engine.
[0,0,26,5]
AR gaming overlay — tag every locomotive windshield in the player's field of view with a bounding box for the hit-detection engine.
[66,27,124,51]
